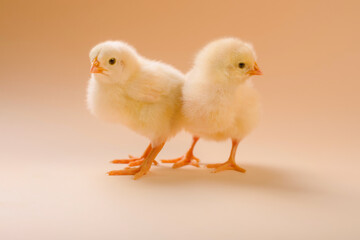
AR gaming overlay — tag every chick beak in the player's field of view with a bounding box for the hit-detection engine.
[247,62,263,76]
[90,57,106,73]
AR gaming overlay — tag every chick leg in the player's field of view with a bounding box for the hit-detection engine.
[161,136,200,168]
[108,142,165,180]
[111,143,158,166]
[207,139,246,173]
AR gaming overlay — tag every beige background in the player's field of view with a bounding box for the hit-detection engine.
[1,0,360,239]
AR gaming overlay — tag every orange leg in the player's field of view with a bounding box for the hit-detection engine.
[207,139,246,173]
[161,136,200,168]
[108,142,165,180]
[111,143,158,166]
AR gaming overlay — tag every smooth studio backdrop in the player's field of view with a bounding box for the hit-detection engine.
[1,0,359,239]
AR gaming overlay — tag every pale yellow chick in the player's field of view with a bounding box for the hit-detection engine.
[162,38,262,172]
[87,41,184,179]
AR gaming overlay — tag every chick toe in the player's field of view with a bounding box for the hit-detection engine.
[207,161,246,173]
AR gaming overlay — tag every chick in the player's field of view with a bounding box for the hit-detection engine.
[87,41,184,179]
[162,38,262,172]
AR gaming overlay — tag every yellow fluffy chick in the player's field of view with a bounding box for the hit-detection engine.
[87,41,184,179]
[162,38,262,172]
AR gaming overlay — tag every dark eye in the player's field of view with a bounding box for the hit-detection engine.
[109,58,116,65]
[238,62,245,68]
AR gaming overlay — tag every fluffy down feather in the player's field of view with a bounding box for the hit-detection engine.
[162,37,263,171]
[87,41,185,179]
[183,38,261,141]
[87,41,184,144]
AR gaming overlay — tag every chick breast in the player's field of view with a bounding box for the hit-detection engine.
[182,75,261,141]
[87,61,184,142]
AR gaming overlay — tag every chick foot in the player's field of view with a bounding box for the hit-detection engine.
[110,143,158,166]
[162,154,200,168]
[108,142,165,180]
[111,156,159,167]
[128,158,158,167]
[207,161,246,173]
[207,138,246,173]
[107,165,154,178]
[161,136,200,168]
[108,168,140,176]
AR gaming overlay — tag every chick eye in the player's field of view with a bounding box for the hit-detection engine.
[238,62,246,68]
[109,58,116,65]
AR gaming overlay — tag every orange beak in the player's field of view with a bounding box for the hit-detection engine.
[247,62,263,76]
[90,57,106,74]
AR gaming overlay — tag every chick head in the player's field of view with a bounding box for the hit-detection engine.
[89,41,139,84]
[195,38,262,84]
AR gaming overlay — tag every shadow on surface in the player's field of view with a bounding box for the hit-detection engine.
[119,163,318,194]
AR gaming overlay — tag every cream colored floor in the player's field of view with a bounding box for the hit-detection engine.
[1,103,359,239]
